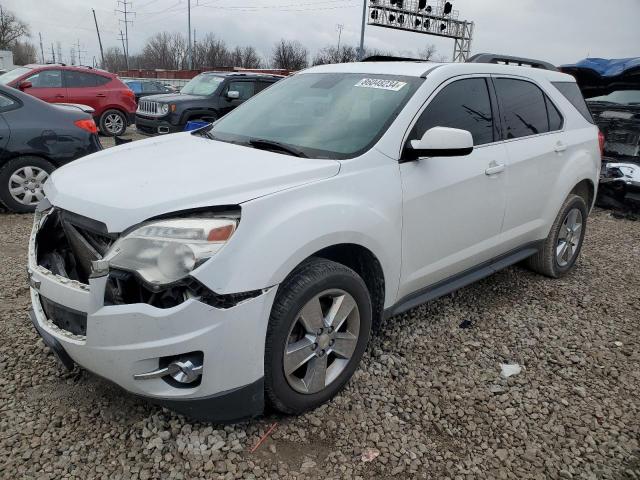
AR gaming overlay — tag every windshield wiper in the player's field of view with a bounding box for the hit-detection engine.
[248,138,308,158]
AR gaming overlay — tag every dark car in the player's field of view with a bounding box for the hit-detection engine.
[135,72,282,135]
[123,79,174,102]
[0,85,102,213]
[0,64,137,137]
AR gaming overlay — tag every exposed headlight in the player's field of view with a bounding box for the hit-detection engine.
[160,103,169,115]
[104,218,237,286]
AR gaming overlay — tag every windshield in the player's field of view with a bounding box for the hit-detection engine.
[588,90,640,106]
[208,73,422,159]
[0,66,32,85]
[181,75,224,96]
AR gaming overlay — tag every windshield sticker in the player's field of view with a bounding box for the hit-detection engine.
[355,78,407,91]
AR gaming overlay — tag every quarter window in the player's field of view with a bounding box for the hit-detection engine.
[411,78,494,146]
[0,93,17,110]
[26,69,62,88]
[494,78,550,139]
[546,97,563,131]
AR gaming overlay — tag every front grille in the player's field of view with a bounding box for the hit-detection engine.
[40,296,88,336]
[137,99,160,116]
[36,209,117,284]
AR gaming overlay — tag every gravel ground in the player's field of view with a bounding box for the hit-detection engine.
[0,132,638,478]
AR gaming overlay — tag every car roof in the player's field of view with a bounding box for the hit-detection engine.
[24,64,114,77]
[200,71,283,79]
[304,61,575,83]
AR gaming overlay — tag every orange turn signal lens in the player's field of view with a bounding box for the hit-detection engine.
[170,104,177,112]
[207,224,236,242]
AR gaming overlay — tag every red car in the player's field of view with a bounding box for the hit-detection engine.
[0,64,137,136]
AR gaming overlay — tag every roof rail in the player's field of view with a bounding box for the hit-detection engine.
[363,55,426,63]
[467,53,557,71]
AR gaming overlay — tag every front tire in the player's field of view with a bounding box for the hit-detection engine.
[99,109,127,136]
[265,258,372,415]
[526,194,588,278]
[0,156,55,213]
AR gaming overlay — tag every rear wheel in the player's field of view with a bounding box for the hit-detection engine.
[99,109,127,136]
[0,156,55,213]
[526,194,588,278]
[265,258,372,415]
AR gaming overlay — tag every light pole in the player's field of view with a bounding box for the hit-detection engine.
[358,0,367,60]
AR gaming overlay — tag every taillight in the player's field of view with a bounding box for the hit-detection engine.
[124,89,135,99]
[598,130,605,157]
[74,119,98,134]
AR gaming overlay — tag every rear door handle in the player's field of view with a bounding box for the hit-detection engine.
[554,142,567,153]
[96,93,106,98]
[54,94,65,99]
[485,163,505,175]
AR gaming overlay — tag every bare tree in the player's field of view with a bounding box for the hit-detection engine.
[0,6,29,50]
[313,45,359,65]
[271,39,308,70]
[198,34,229,68]
[102,47,128,73]
[12,40,36,65]
[240,46,262,69]
[417,44,438,61]
[139,32,176,70]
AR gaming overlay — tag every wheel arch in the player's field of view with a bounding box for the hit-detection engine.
[569,178,595,211]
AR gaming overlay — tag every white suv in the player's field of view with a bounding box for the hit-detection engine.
[28,58,600,422]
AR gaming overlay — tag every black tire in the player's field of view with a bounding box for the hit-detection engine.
[265,258,372,415]
[0,156,55,213]
[99,109,127,137]
[526,194,588,278]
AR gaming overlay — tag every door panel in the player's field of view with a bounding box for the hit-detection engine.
[23,69,66,103]
[399,77,508,299]
[63,71,103,112]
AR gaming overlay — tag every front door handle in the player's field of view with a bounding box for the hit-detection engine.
[96,93,106,98]
[54,94,65,99]
[485,163,505,175]
[554,142,567,153]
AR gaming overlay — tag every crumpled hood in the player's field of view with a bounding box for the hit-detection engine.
[45,133,340,232]
[142,93,205,103]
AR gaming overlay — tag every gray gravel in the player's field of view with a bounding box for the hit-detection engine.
[0,149,639,478]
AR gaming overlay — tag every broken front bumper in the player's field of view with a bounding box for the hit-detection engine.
[28,211,277,421]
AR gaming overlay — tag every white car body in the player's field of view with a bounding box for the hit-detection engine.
[28,61,600,421]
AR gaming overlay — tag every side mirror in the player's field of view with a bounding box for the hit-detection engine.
[18,80,32,91]
[226,90,240,100]
[408,126,473,159]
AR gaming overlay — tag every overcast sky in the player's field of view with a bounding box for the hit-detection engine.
[5,0,640,67]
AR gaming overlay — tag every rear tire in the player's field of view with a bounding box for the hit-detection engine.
[99,109,127,136]
[0,156,55,213]
[526,194,588,278]
[265,258,372,415]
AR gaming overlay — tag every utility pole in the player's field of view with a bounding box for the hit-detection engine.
[38,32,45,64]
[57,42,63,64]
[187,0,192,69]
[193,28,197,67]
[92,9,105,67]
[76,39,86,66]
[118,30,129,70]
[358,0,367,60]
[336,24,344,58]
[51,43,56,63]
[116,1,135,67]
[70,47,76,65]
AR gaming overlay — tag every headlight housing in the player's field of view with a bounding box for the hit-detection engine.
[160,103,170,115]
[104,217,237,286]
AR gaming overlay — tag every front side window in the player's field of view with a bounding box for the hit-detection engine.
[410,78,494,146]
[226,81,255,100]
[495,78,550,139]
[208,73,422,159]
[26,69,62,88]
[181,75,224,96]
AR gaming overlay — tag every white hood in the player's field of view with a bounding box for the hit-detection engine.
[45,132,340,232]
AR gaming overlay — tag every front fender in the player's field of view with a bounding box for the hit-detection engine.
[191,156,403,308]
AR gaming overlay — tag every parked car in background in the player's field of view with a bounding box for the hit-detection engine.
[28,57,599,421]
[0,64,137,137]
[561,57,640,212]
[0,85,101,213]
[123,79,174,102]
[135,72,282,135]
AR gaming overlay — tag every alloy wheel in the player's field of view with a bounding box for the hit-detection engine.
[556,207,583,267]
[8,166,48,206]
[284,289,360,395]
[104,113,124,135]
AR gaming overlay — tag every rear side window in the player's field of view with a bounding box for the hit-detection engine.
[494,78,549,139]
[552,81,594,124]
[64,71,109,88]
[0,92,18,110]
[255,81,275,93]
[546,97,563,131]
[411,78,494,146]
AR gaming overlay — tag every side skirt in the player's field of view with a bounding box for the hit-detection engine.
[383,241,543,320]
